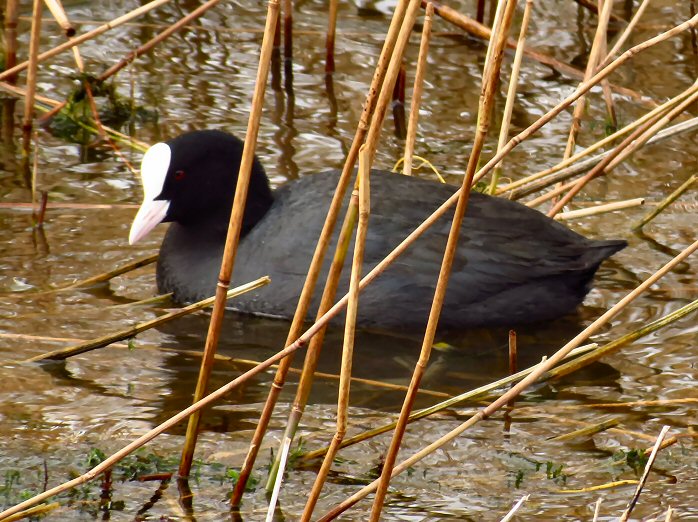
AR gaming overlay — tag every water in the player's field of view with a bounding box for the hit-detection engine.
[0,0,696,519]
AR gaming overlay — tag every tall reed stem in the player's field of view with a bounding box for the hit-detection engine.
[177,0,280,478]
[300,146,371,521]
[319,239,698,520]
[369,0,518,518]
[231,0,410,503]
[403,3,433,176]
[21,0,42,149]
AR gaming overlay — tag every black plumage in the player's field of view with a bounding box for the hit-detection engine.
[131,130,626,330]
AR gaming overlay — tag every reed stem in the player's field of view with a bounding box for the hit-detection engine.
[633,174,696,230]
[0,0,173,83]
[21,0,42,149]
[231,0,410,503]
[22,277,269,362]
[300,146,371,521]
[369,0,517,517]
[177,0,279,479]
[402,3,433,177]
[318,239,698,520]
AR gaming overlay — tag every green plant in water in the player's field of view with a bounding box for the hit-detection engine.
[612,448,649,477]
[224,468,259,492]
[545,461,567,485]
[49,74,157,144]
[506,453,569,488]
[288,436,306,466]
[86,447,107,468]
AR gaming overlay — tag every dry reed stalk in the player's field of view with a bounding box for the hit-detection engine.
[634,174,696,229]
[599,43,617,132]
[2,502,59,522]
[554,197,645,220]
[526,177,584,207]
[0,312,344,521]
[239,12,698,500]
[423,0,645,101]
[619,425,671,521]
[497,93,698,198]
[21,0,42,148]
[40,0,226,123]
[500,495,529,522]
[606,0,651,59]
[487,0,532,193]
[318,240,698,520]
[0,80,59,106]
[549,418,620,441]
[558,480,639,494]
[402,2,433,177]
[21,277,269,362]
[0,331,448,397]
[480,0,507,77]
[543,297,698,388]
[325,0,338,73]
[44,0,84,70]
[0,0,173,82]
[595,0,619,129]
[300,146,371,521]
[265,434,292,521]
[298,344,599,462]
[534,413,659,444]
[43,0,75,36]
[230,0,411,503]
[177,0,279,479]
[562,0,613,162]
[529,398,698,413]
[368,1,517,518]
[547,81,698,217]
[265,0,423,493]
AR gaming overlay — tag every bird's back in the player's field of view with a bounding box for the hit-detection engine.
[224,170,625,329]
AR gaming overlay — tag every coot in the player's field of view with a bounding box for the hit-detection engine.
[129,130,626,330]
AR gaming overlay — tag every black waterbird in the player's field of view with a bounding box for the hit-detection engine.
[129,130,626,331]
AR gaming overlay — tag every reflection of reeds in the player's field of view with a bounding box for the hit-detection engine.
[2,0,698,520]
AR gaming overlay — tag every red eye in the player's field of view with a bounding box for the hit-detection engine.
[175,170,186,181]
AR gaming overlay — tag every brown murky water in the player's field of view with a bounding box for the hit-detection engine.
[1,0,697,519]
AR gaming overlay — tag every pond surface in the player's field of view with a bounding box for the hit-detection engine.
[1,0,697,520]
